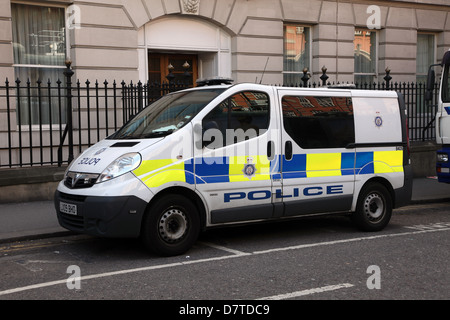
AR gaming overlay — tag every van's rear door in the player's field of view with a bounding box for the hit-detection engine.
[351,91,406,193]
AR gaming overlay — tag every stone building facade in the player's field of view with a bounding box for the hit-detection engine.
[1,0,449,86]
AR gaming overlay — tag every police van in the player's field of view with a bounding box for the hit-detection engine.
[426,50,450,183]
[55,81,413,256]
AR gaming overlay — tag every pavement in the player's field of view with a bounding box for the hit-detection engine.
[0,177,449,244]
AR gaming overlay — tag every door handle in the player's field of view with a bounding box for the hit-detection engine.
[285,141,293,161]
[267,140,275,160]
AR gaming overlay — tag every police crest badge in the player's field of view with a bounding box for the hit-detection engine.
[242,157,257,180]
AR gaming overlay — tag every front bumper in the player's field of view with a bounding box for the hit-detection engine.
[436,169,450,183]
[55,190,147,238]
[394,164,413,208]
[436,148,450,183]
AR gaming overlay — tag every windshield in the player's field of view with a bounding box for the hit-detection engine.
[112,88,225,139]
[443,64,450,103]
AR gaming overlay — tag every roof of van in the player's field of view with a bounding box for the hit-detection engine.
[189,82,399,98]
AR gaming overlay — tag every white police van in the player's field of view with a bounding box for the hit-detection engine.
[55,80,412,256]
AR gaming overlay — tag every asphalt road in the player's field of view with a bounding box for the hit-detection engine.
[0,202,449,306]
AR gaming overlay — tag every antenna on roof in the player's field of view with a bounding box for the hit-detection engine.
[259,57,270,84]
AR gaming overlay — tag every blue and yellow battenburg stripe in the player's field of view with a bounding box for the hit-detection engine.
[133,151,403,188]
[282,151,403,179]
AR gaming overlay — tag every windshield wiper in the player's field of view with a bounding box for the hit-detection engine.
[142,129,174,138]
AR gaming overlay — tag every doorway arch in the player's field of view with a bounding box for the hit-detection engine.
[138,16,232,83]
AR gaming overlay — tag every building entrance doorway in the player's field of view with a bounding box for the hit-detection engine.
[138,17,231,84]
[148,53,198,86]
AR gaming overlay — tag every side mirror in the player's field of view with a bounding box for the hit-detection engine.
[425,65,437,102]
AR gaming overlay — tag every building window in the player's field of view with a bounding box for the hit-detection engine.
[417,33,435,84]
[283,25,311,85]
[11,3,67,125]
[354,29,377,85]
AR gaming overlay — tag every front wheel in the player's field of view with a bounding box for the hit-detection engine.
[351,183,392,232]
[141,194,200,256]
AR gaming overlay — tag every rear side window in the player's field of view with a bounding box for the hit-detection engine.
[282,96,355,149]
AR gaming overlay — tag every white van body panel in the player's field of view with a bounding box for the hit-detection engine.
[68,138,163,174]
[437,103,450,145]
[352,91,402,145]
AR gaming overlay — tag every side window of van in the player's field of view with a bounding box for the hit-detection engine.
[202,91,270,148]
[282,96,355,149]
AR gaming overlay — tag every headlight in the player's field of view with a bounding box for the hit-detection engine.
[97,153,142,183]
[437,153,449,162]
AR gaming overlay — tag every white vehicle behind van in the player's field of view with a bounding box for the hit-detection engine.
[55,82,413,256]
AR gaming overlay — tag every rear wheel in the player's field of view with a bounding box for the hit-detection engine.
[352,183,392,232]
[141,194,200,256]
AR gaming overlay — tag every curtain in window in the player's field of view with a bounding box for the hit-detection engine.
[354,30,376,76]
[354,29,376,85]
[11,3,66,125]
[283,26,310,85]
[12,3,66,66]
[417,34,434,83]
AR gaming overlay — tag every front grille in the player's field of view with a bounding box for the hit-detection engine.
[59,212,84,230]
[64,172,99,189]
[59,192,87,202]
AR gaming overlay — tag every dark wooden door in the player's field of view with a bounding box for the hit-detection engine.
[148,53,198,85]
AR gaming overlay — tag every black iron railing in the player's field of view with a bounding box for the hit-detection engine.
[0,63,190,168]
[0,64,441,168]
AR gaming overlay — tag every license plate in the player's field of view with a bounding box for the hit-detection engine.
[441,168,450,173]
[60,201,77,215]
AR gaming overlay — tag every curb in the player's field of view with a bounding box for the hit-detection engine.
[409,197,450,205]
[0,231,75,246]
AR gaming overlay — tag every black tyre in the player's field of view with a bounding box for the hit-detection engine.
[141,194,200,256]
[352,183,392,232]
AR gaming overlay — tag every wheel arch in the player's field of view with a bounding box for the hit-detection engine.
[143,186,207,232]
[354,177,395,210]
